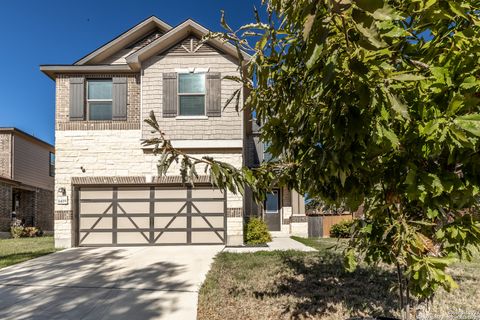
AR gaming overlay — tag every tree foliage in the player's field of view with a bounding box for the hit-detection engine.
[144,0,480,316]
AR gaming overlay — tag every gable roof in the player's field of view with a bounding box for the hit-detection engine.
[74,16,172,65]
[40,16,251,80]
[125,19,251,71]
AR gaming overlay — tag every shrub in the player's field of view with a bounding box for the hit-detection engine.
[330,219,354,238]
[10,226,24,239]
[244,217,272,245]
[10,226,43,238]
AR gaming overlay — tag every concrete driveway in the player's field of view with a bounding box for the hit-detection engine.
[0,245,223,320]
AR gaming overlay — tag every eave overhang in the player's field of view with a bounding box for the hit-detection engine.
[40,64,134,80]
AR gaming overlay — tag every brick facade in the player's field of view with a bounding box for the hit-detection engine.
[0,181,12,231]
[0,133,11,179]
[0,181,53,232]
[35,189,54,231]
[55,74,141,131]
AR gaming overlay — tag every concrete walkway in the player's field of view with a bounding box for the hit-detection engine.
[0,245,223,320]
[223,236,316,253]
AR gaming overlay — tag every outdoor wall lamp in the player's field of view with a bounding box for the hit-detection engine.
[57,187,66,197]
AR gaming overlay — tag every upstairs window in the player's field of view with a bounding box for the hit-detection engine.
[178,73,205,116]
[263,142,273,162]
[49,152,55,177]
[87,79,112,120]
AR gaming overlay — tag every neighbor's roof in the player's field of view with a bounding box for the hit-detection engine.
[40,16,251,80]
[0,127,54,149]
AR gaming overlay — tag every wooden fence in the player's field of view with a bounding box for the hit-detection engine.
[307,214,353,238]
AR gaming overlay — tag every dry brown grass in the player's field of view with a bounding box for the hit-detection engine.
[197,238,480,320]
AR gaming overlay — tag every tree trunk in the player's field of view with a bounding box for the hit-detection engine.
[396,262,406,320]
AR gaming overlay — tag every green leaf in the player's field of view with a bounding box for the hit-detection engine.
[371,6,403,21]
[345,249,357,272]
[448,2,468,20]
[389,73,426,81]
[306,43,323,70]
[431,67,452,86]
[427,256,457,267]
[303,14,315,40]
[354,22,387,48]
[339,170,347,187]
[387,91,410,120]
[436,229,445,239]
[454,114,480,136]
[446,94,464,116]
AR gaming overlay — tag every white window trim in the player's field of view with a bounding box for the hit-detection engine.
[175,115,208,120]
[86,79,113,121]
[175,67,210,73]
[177,72,207,117]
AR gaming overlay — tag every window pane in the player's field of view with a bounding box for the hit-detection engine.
[179,96,205,116]
[263,142,273,162]
[89,102,112,120]
[265,191,279,212]
[49,152,55,177]
[179,73,205,93]
[88,80,112,99]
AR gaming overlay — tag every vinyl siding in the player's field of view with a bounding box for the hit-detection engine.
[12,134,54,190]
[141,52,243,140]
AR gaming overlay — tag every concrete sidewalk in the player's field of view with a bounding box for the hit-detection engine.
[223,236,316,253]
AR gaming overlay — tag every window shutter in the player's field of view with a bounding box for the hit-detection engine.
[206,72,221,117]
[112,77,128,121]
[163,73,177,118]
[69,77,85,121]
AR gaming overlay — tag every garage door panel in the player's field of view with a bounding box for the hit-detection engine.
[118,202,150,214]
[78,186,226,246]
[80,232,112,245]
[80,202,113,215]
[154,232,188,244]
[117,188,150,199]
[117,232,149,244]
[192,216,224,228]
[192,201,224,213]
[191,189,224,199]
[154,216,187,228]
[80,217,113,230]
[117,217,150,229]
[155,189,187,199]
[191,231,223,244]
[80,189,113,200]
[154,202,186,214]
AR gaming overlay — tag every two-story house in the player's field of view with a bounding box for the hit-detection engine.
[0,128,55,232]
[41,16,307,248]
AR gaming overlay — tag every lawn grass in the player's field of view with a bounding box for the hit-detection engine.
[0,236,57,269]
[198,237,480,320]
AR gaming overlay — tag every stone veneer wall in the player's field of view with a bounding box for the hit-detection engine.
[54,129,243,248]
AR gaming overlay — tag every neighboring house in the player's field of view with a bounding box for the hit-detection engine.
[0,128,55,232]
[40,16,307,249]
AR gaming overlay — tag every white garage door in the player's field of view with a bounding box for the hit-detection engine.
[77,186,226,246]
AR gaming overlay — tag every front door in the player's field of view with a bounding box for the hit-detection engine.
[264,189,280,231]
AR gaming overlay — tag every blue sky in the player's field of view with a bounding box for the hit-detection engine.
[0,0,261,145]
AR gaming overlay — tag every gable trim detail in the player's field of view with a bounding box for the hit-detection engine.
[125,19,251,71]
[74,16,172,66]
